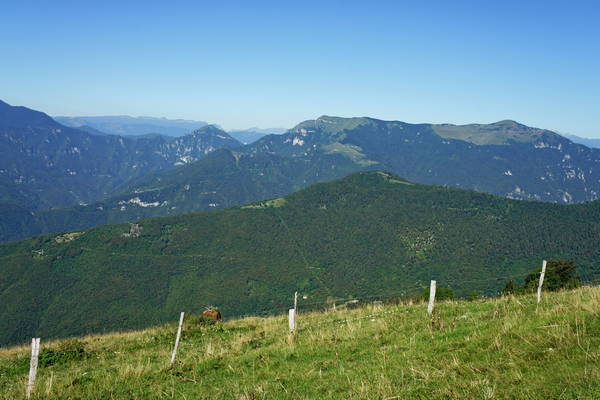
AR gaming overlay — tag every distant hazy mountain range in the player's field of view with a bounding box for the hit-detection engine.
[561,133,600,149]
[55,115,285,144]
[227,127,286,144]
[3,99,600,242]
[54,115,209,137]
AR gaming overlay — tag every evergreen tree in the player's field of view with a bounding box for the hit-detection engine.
[501,278,520,295]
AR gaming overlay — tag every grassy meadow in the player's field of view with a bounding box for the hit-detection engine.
[1,287,600,399]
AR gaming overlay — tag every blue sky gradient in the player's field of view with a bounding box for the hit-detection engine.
[1,1,599,134]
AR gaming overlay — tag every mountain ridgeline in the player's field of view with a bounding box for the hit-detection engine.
[2,171,600,346]
[0,100,241,212]
[54,115,209,137]
[3,101,600,243]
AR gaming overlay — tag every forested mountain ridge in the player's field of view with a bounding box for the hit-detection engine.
[2,171,600,346]
[250,116,600,203]
[0,148,368,242]
[4,103,600,243]
[0,100,241,211]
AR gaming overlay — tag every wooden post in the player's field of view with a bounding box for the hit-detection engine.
[170,312,185,366]
[537,260,547,304]
[26,337,40,399]
[288,308,296,334]
[427,280,436,315]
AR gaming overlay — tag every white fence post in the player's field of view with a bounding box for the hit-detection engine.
[288,308,296,334]
[427,280,437,315]
[537,260,547,304]
[170,312,185,366]
[294,291,298,312]
[26,337,40,399]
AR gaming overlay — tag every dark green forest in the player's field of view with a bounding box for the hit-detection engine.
[2,171,600,346]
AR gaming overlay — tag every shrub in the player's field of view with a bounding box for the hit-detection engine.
[501,278,520,295]
[503,260,581,295]
[422,287,454,301]
[38,339,87,367]
[524,260,581,292]
[467,291,481,301]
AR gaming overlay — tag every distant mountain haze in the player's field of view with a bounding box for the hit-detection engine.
[54,115,209,137]
[55,115,287,143]
[561,133,600,149]
[227,127,286,144]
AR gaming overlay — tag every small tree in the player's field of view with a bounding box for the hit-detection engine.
[422,287,454,301]
[501,278,520,295]
[524,259,581,292]
[467,291,481,301]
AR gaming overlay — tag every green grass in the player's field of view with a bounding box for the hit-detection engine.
[2,287,600,399]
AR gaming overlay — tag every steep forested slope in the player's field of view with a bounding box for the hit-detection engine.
[1,171,600,346]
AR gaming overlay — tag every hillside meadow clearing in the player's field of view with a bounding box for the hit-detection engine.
[1,287,600,399]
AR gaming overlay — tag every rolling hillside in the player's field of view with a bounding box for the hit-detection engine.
[2,171,600,346]
[1,287,599,399]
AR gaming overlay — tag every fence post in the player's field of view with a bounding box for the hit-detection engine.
[170,312,185,366]
[294,291,298,312]
[26,337,40,399]
[288,308,296,334]
[427,280,437,315]
[537,260,547,304]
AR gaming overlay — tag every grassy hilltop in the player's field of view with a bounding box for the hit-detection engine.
[1,287,600,399]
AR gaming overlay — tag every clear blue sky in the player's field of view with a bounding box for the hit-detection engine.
[1,1,599,135]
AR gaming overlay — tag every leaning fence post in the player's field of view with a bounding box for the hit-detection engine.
[537,260,547,304]
[170,312,185,366]
[427,280,437,315]
[26,337,40,399]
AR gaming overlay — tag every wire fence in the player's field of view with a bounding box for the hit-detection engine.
[219,269,600,332]
[17,263,600,400]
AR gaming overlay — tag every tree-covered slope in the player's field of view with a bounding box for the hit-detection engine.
[0,148,369,242]
[2,171,600,346]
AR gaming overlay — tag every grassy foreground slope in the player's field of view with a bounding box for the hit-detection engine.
[1,287,600,399]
